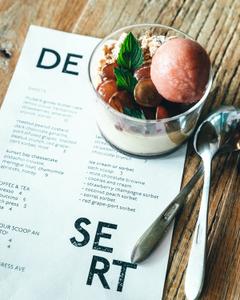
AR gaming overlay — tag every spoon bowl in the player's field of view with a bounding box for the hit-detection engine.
[194,106,240,157]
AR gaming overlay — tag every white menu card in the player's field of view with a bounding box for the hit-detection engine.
[0,26,186,300]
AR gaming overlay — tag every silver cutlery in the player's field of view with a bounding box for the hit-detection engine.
[131,106,240,271]
[185,106,240,300]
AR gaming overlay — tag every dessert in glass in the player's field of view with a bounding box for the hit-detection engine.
[88,24,212,156]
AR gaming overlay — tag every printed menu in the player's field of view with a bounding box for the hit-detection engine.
[0,26,186,300]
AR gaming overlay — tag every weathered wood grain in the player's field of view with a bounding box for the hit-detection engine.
[0,0,239,299]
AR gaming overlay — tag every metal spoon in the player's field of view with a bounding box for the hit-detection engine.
[185,107,240,300]
[131,106,240,265]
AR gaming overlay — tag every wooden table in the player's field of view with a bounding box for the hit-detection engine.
[0,1,239,299]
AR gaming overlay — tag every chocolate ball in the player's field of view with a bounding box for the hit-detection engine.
[150,38,211,103]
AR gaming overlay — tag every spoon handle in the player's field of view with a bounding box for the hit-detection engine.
[185,157,212,300]
[131,164,203,264]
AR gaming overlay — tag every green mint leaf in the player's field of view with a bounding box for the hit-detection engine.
[117,32,144,71]
[114,67,137,93]
[123,107,145,119]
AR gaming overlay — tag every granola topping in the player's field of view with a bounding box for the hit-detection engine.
[100,31,167,69]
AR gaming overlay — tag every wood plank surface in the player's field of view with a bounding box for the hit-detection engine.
[0,0,239,299]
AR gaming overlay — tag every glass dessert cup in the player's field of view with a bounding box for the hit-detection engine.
[88,24,212,157]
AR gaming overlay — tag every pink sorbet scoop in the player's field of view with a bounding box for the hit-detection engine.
[150,38,211,103]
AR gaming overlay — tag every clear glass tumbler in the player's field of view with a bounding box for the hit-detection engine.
[88,24,212,156]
